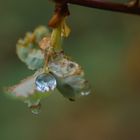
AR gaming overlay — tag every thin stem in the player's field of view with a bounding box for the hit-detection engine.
[60,0,140,15]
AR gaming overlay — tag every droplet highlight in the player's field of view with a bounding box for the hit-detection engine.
[81,91,90,96]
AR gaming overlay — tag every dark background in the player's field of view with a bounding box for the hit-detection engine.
[0,0,140,140]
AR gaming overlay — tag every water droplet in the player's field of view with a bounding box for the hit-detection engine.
[30,103,41,115]
[35,73,57,92]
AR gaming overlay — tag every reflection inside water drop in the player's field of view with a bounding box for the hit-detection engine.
[35,73,57,92]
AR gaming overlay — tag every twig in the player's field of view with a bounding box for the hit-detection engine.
[54,0,140,15]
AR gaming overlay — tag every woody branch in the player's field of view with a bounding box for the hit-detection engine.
[54,0,140,15]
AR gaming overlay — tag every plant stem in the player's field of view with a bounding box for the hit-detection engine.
[59,0,140,15]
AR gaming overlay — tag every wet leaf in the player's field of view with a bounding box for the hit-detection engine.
[48,53,91,100]
[48,53,83,77]
[34,26,49,43]
[16,26,50,70]
[17,47,44,70]
[6,69,52,100]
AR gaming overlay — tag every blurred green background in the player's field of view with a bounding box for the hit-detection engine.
[0,0,140,140]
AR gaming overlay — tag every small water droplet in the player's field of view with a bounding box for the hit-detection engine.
[30,103,41,115]
[35,73,57,92]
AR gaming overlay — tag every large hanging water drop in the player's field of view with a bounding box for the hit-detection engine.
[30,103,41,115]
[35,73,57,92]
